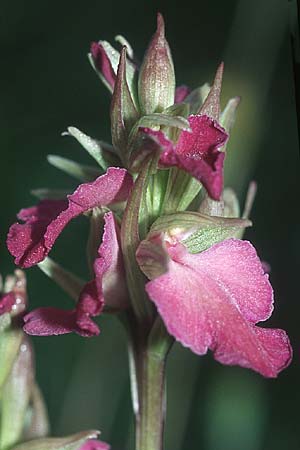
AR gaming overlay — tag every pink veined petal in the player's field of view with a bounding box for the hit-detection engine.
[0,292,15,315]
[80,440,110,450]
[140,115,228,200]
[7,168,133,268]
[90,42,116,90]
[144,238,292,377]
[93,212,129,309]
[175,85,190,103]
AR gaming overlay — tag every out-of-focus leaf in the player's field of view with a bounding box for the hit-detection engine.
[0,329,23,391]
[0,337,34,449]
[23,383,50,440]
[47,155,101,182]
[11,430,100,450]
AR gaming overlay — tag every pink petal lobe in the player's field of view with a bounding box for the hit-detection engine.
[7,168,133,268]
[175,85,190,103]
[145,238,292,377]
[90,42,116,90]
[80,440,110,450]
[94,212,129,309]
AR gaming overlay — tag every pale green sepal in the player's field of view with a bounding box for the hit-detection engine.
[149,211,251,254]
[38,258,85,302]
[162,168,202,214]
[220,97,241,132]
[0,329,23,391]
[11,430,100,450]
[223,188,240,218]
[163,103,190,118]
[23,383,50,441]
[63,127,114,169]
[182,217,252,253]
[184,83,210,114]
[31,189,71,200]
[47,155,101,182]
[135,113,190,132]
[0,337,34,450]
[114,35,134,59]
[198,193,224,217]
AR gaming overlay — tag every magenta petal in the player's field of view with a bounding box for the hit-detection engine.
[93,212,129,309]
[141,115,228,200]
[145,239,292,377]
[90,42,116,90]
[23,307,78,336]
[80,440,110,450]
[175,85,190,103]
[75,280,102,336]
[0,292,16,315]
[7,168,133,268]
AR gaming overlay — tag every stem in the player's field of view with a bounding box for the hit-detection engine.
[136,347,166,450]
[127,318,172,450]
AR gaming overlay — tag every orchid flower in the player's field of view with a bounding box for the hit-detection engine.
[6,12,292,450]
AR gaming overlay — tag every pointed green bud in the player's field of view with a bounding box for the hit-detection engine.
[198,63,224,120]
[11,430,100,450]
[138,13,175,114]
[38,258,85,302]
[242,181,257,219]
[47,155,101,182]
[63,127,119,169]
[0,337,34,449]
[110,47,139,163]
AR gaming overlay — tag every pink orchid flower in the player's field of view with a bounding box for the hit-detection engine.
[137,233,292,378]
[80,439,110,450]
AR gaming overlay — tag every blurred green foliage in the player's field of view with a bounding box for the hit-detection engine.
[0,0,299,449]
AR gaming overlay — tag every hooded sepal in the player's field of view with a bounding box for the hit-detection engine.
[138,13,175,114]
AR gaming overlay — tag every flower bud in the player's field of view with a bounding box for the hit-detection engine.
[138,13,175,114]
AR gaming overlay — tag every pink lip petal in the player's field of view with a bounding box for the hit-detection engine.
[0,292,16,315]
[144,238,292,378]
[7,168,133,268]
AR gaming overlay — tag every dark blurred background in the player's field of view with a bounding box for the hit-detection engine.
[0,0,299,449]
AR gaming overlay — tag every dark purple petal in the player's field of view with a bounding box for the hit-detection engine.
[141,115,228,200]
[7,168,133,268]
[23,307,78,336]
[90,42,116,90]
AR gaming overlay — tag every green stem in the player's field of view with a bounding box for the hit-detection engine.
[128,318,172,450]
